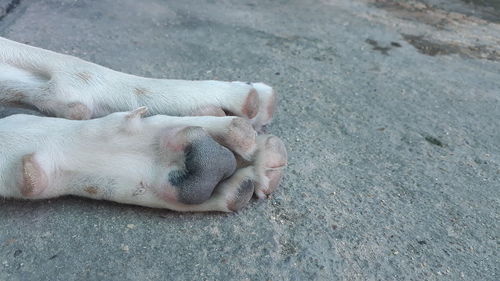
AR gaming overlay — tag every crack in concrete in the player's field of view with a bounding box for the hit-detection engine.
[0,0,21,21]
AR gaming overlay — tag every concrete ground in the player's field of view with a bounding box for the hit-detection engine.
[0,0,499,280]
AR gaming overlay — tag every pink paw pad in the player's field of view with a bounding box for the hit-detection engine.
[216,118,257,160]
[254,135,288,198]
[241,89,260,119]
[227,179,255,212]
[21,154,48,197]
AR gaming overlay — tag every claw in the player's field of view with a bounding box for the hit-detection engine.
[126,106,148,119]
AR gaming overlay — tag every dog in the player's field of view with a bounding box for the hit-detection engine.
[0,37,287,212]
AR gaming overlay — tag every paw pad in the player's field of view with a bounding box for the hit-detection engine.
[254,135,288,198]
[21,154,48,197]
[242,89,260,119]
[227,179,255,212]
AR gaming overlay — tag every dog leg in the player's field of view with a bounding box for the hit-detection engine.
[0,110,286,212]
[0,37,276,129]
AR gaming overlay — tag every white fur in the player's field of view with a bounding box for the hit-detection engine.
[0,112,245,211]
[0,37,283,212]
[0,37,271,121]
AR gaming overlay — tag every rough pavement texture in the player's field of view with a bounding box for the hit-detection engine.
[0,0,499,280]
[420,0,500,22]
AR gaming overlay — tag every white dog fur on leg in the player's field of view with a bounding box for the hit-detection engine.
[0,110,286,212]
[0,37,287,212]
[0,37,276,130]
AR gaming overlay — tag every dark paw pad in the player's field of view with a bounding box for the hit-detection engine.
[228,179,255,211]
[169,136,237,205]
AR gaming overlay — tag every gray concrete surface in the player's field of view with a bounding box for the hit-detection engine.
[0,0,499,280]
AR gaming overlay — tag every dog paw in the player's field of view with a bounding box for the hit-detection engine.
[151,117,287,212]
[14,111,287,212]
[249,83,277,131]
[252,135,288,199]
[182,81,277,130]
[208,134,287,212]
[213,167,257,212]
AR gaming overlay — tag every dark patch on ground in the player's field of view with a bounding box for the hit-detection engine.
[391,41,402,47]
[433,0,500,22]
[173,11,337,63]
[279,239,298,256]
[424,135,444,147]
[371,0,450,29]
[365,39,396,55]
[402,34,500,61]
[463,0,500,10]
[264,34,337,62]
[0,0,20,21]
[374,0,500,24]
[13,249,22,257]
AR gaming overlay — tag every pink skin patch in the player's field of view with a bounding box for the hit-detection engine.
[264,136,288,168]
[255,135,288,197]
[66,102,92,120]
[161,126,206,153]
[217,118,256,160]
[21,154,48,197]
[157,184,179,203]
[242,89,259,119]
[265,169,284,194]
[161,126,190,152]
